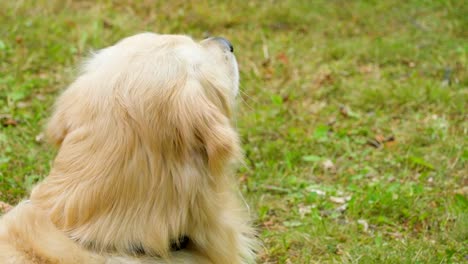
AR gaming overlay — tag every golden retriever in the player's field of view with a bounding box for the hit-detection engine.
[0,33,257,263]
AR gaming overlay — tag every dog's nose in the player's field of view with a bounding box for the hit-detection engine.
[211,37,234,53]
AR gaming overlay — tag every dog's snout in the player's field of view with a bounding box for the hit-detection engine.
[211,37,234,53]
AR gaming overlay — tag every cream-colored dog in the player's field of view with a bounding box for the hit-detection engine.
[0,33,257,263]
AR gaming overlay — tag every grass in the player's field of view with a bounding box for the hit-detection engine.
[0,0,467,263]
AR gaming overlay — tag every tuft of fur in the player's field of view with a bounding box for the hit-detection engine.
[0,33,258,263]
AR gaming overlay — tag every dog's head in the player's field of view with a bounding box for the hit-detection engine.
[46,33,241,179]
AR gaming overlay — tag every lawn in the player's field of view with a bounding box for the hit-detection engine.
[0,0,467,263]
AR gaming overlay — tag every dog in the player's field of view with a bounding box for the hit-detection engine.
[0,33,257,263]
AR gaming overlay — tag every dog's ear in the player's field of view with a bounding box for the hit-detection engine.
[46,98,69,146]
[154,76,241,176]
[45,88,88,147]
[194,99,241,176]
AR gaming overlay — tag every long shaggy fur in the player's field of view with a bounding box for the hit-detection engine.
[0,33,257,263]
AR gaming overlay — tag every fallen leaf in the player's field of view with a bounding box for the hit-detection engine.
[307,188,326,196]
[313,69,333,87]
[336,204,347,212]
[298,204,314,218]
[322,159,335,171]
[283,221,303,227]
[327,116,336,126]
[262,219,275,228]
[339,105,360,118]
[358,64,375,74]
[261,185,290,194]
[389,232,403,240]
[276,52,289,65]
[402,59,416,68]
[336,244,345,255]
[357,219,369,232]
[1,117,18,127]
[368,134,396,148]
[35,132,45,143]
[103,19,114,29]
[17,101,31,108]
[330,196,351,204]
[36,94,47,101]
[384,137,397,147]
[307,101,327,114]
[15,36,23,44]
[367,138,381,148]
[262,65,273,80]
[340,105,350,116]
[375,134,385,143]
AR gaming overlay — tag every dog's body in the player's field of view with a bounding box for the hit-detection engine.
[0,33,257,263]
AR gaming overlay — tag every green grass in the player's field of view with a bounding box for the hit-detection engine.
[1,0,467,263]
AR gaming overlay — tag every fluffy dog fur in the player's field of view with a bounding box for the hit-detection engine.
[0,33,257,263]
